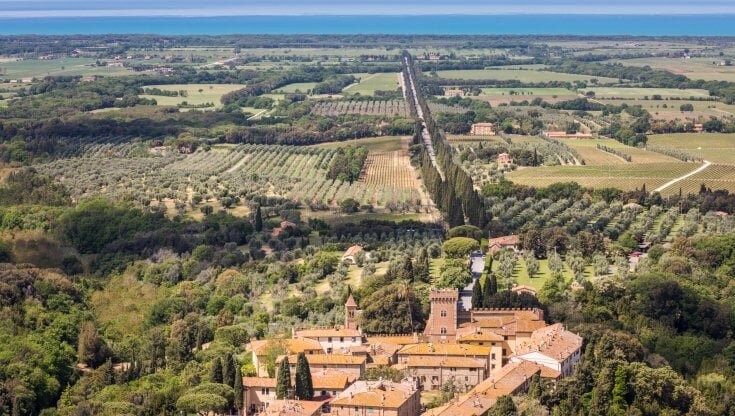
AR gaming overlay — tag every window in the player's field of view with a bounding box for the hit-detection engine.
[328,337,332,342]
[491,364,496,369]
[491,353,496,360]
[352,337,356,342]
[465,376,469,381]
[340,337,344,342]
[440,310,447,317]
[440,327,447,334]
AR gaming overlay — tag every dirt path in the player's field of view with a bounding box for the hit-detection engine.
[225,154,252,174]
[654,160,712,193]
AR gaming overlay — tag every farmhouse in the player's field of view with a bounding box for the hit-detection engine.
[496,152,513,166]
[510,285,538,297]
[487,235,519,255]
[293,327,364,354]
[445,89,465,97]
[341,245,369,265]
[329,380,421,416]
[470,122,496,136]
[273,220,297,237]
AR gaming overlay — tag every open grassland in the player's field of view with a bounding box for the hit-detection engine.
[480,87,577,96]
[446,134,505,144]
[139,83,246,107]
[602,99,735,121]
[311,136,405,152]
[648,133,735,164]
[436,69,618,83]
[609,57,735,82]
[660,164,735,196]
[584,87,711,99]
[0,57,133,79]
[506,162,696,191]
[343,73,401,95]
[273,82,318,93]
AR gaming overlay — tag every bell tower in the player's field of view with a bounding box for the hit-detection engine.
[345,294,358,330]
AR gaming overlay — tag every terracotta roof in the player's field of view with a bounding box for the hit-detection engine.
[456,330,505,343]
[366,335,419,345]
[331,381,416,409]
[243,377,277,388]
[398,343,491,357]
[538,366,562,379]
[487,235,519,248]
[512,323,583,362]
[312,371,352,390]
[345,294,358,308]
[406,356,486,368]
[279,354,367,366]
[260,400,324,416]
[251,338,324,356]
[421,361,542,416]
[295,328,361,338]
[342,246,363,258]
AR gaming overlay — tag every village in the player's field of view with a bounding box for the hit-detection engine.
[241,240,584,416]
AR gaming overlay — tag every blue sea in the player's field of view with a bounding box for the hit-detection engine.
[0,14,734,36]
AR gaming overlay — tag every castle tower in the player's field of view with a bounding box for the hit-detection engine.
[424,289,459,342]
[345,294,358,330]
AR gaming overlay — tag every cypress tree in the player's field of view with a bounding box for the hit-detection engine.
[483,274,498,307]
[399,256,414,282]
[223,353,236,388]
[255,205,263,232]
[234,365,244,415]
[471,279,483,309]
[275,358,291,399]
[294,352,314,400]
[415,248,430,282]
[210,357,223,384]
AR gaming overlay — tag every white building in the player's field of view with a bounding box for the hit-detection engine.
[509,323,583,378]
[293,328,363,354]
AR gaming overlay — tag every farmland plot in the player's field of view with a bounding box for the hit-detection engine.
[358,137,430,209]
[311,99,410,116]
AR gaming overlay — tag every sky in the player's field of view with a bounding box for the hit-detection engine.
[1,0,735,17]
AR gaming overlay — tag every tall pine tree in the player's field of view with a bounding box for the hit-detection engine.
[276,358,291,399]
[294,352,314,400]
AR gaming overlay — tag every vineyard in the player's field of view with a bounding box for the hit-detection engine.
[505,162,696,191]
[359,137,432,210]
[311,99,411,116]
[34,142,431,216]
[660,163,735,196]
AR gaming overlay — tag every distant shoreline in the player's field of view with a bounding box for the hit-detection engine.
[1,14,734,36]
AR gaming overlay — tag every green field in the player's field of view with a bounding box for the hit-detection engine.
[663,163,735,196]
[480,87,577,96]
[608,57,735,82]
[140,84,246,108]
[0,58,133,79]
[583,87,711,99]
[343,73,401,95]
[603,99,735,121]
[273,82,319,93]
[310,136,405,152]
[648,133,735,164]
[437,69,618,83]
[506,162,696,191]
